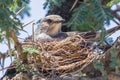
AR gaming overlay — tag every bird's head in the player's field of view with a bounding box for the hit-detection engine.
[39,15,65,37]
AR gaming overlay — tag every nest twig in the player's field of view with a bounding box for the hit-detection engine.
[21,35,100,75]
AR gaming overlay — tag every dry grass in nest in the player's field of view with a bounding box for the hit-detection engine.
[21,35,99,75]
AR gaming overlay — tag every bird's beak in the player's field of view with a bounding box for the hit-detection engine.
[59,19,65,22]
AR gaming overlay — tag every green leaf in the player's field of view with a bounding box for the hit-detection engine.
[107,0,120,7]
[23,48,39,56]
[110,49,120,69]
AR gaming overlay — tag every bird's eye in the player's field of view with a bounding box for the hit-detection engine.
[46,19,52,24]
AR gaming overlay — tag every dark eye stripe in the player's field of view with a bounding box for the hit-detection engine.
[53,21,60,23]
[46,19,52,24]
[53,19,65,23]
[45,19,63,24]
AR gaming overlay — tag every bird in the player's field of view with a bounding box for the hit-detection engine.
[34,15,67,41]
[34,14,119,42]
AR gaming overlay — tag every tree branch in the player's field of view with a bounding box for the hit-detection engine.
[110,4,120,21]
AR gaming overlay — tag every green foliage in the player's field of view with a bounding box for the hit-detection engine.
[67,0,113,31]
[43,0,65,9]
[107,0,120,7]
[12,1,31,19]
[100,27,107,44]
[93,60,107,76]
[0,7,20,32]
[15,47,39,73]
[0,32,5,42]
[16,63,31,72]
[110,49,120,74]
[44,0,114,32]
[0,0,30,42]
[13,47,39,73]
[23,48,39,56]
[43,0,115,44]
[93,49,120,76]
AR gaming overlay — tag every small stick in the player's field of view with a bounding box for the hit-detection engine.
[32,23,35,48]
[0,64,15,71]
[69,0,78,12]
[6,36,12,62]
[22,20,35,28]
[16,7,25,16]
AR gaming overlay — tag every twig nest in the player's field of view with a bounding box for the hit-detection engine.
[21,35,99,75]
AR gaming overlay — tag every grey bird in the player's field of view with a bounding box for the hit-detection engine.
[34,15,66,41]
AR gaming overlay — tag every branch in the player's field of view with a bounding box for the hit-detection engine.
[112,19,120,25]
[15,7,25,16]
[102,0,112,5]
[0,64,15,71]
[76,25,120,42]
[9,28,24,61]
[110,4,120,21]
[106,25,120,34]
[22,20,35,27]
[69,0,78,12]
[95,25,120,40]
[0,52,6,68]
[32,23,35,47]
[6,35,13,62]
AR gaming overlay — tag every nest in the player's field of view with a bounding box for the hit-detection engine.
[22,35,99,75]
